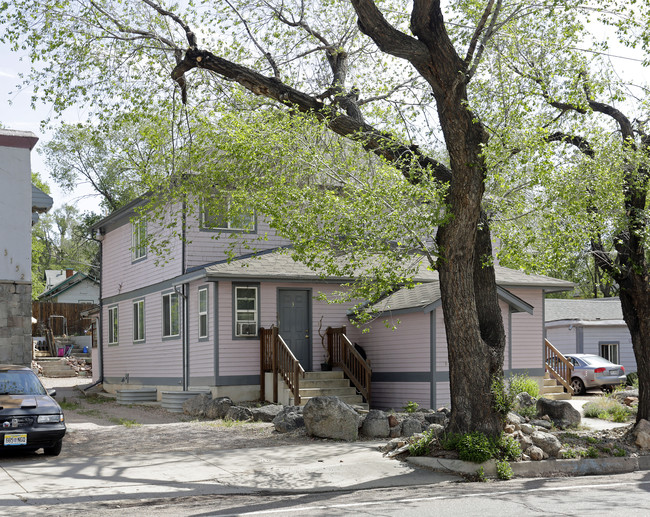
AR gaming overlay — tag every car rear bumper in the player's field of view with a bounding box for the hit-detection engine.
[585,375,627,389]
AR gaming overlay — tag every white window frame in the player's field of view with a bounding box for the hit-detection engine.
[600,342,620,364]
[198,287,208,339]
[234,285,258,337]
[108,306,119,345]
[162,292,180,338]
[200,198,255,231]
[132,218,147,261]
[133,299,145,342]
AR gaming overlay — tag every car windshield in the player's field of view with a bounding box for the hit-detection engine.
[581,356,615,367]
[0,370,47,395]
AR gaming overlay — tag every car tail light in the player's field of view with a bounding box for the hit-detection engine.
[594,367,606,373]
[622,366,625,372]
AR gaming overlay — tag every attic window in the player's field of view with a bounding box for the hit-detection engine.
[200,197,255,231]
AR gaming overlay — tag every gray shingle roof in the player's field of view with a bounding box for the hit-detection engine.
[204,250,573,314]
[545,298,623,322]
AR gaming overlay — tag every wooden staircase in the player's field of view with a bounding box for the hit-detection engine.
[539,371,571,400]
[298,371,368,409]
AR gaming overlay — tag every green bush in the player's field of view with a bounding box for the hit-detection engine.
[508,373,540,398]
[584,397,633,422]
[586,446,599,458]
[626,372,639,389]
[403,401,419,413]
[408,428,438,456]
[491,377,514,416]
[457,432,496,463]
[496,459,514,480]
[498,435,522,461]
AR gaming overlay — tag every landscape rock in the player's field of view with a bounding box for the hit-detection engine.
[380,438,406,453]
[624,397,639,407]
[526,445,545,461]
[251,404,283,423]
[401,418,423,437]
[536,398,581,429]
[205,396,234,420]
[634,419,650,449]
[516,392,537,408]
[506,412,523,426]
[531,431,562,457]
[303,396,360,441]
[530,419,553,430]
[361,410,390,438]
[182,393,213,417]
[425,423,445,437]
[388,414,399,428]
[225,405,253,422]
[611,389,639,402]
[389,423,402,438]
[515,430,533,450]
[424,412,447,426]
[520,423,535,435]
[272,406,304,433]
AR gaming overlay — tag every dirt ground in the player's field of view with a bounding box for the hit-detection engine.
[40,377,313,458]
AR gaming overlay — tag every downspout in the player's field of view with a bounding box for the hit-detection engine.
[182,198,189,391]
[84,228,104,392]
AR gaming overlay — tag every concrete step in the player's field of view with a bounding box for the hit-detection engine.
[300,378,350,388]
[299,386,360,397]
[543,378,560,387]
[39,359,78,378]
[303,371,345,381]
[541,385,565,394]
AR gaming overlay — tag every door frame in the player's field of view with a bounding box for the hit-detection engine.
[276,287,313,371]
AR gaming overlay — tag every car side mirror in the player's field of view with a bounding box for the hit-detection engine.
[47,389,57,398]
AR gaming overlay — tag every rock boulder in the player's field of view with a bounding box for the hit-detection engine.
[536,398,581,428]
[303,396,360,441]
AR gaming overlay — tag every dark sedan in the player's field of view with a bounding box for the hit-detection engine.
[0,365,66,455]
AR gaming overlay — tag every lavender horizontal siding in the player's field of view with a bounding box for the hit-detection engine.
[435,382,451,408]
[508,287,544,370]
[371,382,430,410]
[102,295,182,380]
[185,214,291,269]
[358,312,430,372]
[217,281,358,376]
[102,218,182,299]
[188,280,214,379]
[545,327,577,355]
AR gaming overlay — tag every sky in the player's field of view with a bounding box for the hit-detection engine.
[0,41,98,214]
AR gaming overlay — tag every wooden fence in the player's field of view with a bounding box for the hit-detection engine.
[32,301,96,336]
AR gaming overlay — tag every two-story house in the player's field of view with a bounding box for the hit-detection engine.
[92,196,573,409]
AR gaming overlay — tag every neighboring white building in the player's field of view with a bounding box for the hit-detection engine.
[0,129,51,365]
[39,270,100,304]
[545,297,636,372]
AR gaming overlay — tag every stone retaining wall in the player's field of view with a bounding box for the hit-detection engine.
[0,281,32,365]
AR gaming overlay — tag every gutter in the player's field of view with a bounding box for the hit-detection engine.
[84,228,105,391]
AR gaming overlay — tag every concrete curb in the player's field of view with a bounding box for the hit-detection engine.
[407,454,650,479]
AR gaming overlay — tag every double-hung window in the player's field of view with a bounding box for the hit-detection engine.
[200,197,255,231]
[132,218,147,261]
[108,306,119,345]
[234,286,258,337]
[198,287,208,339]
[600,342,620,364]
[133,299,145,342]
[162,292,180,338]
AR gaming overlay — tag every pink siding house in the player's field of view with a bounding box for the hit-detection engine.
[92,197,573,408]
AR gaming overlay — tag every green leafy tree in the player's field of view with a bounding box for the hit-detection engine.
[1,0,606,434]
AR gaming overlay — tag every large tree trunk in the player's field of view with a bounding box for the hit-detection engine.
[617,276,650,423]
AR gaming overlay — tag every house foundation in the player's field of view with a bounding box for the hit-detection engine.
[0,281,32,365]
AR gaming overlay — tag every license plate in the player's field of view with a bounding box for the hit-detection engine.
[4,434,27,446]
[610,369,618,375]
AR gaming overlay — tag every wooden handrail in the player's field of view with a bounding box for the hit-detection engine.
[260,327,305,405]
[544,339,574,395]
[327,326,372,404]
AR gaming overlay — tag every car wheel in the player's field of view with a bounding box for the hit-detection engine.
[43,439,62,456]
[571,377,586,396]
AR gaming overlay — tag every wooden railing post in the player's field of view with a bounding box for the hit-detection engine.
[294,362,301,406]
[326,327,333,367]
[260,329,265,402]
[272,327,278,404]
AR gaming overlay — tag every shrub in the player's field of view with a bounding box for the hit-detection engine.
[457,432,496,463]
[613,447,626,457]
[403,401,419,413]
[408,428,438,456]
[491,377,514,416]
[498,435,522,461]
[496,460,514,480]
[584,397,633,422]
[586,446,599,459]
[626,372,639,389]
[508,373,540,398]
